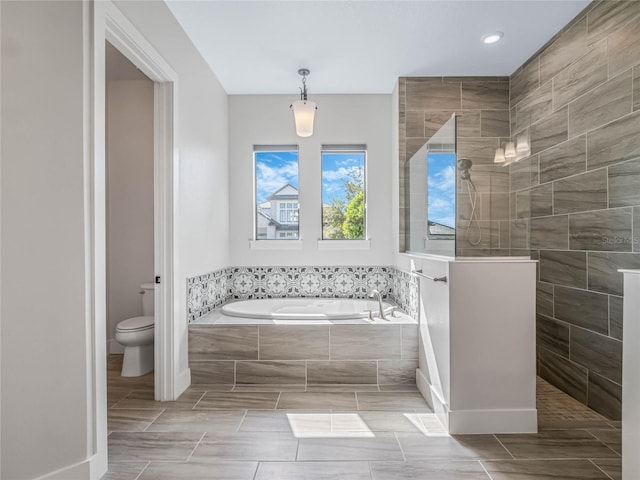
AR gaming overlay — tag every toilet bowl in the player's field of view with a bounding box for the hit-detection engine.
[116,283,155,377]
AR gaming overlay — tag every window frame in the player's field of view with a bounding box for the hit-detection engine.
[253,145,300,241]
[320,145,367,241]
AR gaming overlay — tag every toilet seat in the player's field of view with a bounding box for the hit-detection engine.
[117,316,154,333]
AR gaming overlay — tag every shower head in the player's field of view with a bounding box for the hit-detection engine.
[458,158,473,171]
[458,158,473,180]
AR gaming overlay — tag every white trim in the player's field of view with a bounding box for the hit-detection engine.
[86,1,107,477]
[448,408,538,434]
[88,2,181,478]
[416,368,448,429]
[101,0,179,402]
[317,239,371,250]
[250,239,303,250]
[176,367,192,395]
[32,458,91,480]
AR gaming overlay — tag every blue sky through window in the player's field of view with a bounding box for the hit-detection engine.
[427,152,456,228]
[322,152,365,204]
[255,151,299,203]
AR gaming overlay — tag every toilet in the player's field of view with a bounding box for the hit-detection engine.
[115,283,155,377]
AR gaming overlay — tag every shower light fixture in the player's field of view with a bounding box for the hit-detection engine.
[482,32,503,44]
[494,130,531,165]
[290,68,317,137]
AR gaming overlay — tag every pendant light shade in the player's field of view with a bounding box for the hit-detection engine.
[493,129,531,165]
[504,141,517,159]
[290,68,317,137]
[516,132,530,154]
[291,99,317,137]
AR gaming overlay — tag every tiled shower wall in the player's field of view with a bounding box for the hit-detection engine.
[187,266,419,322]
[398,76,511,256]
[511,0,640,419]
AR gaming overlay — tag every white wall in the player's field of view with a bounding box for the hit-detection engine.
[106,79,154,349]
[1,1,91,478]
[113,0,230,377]
[229,94,393,266]
[1,1,230,478]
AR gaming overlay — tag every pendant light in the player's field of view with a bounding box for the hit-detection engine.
[290,68,317,137]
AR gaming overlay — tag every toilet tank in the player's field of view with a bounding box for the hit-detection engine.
[140,283,155,316]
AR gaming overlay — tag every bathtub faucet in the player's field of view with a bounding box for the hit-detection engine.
[368,289,387,320]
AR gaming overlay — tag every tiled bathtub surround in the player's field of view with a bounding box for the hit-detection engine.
[511,0,640,419]
[188,322,419,386]
[187,266,419,322]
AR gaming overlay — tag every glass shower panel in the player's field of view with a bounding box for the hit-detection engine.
[405,115,456,256]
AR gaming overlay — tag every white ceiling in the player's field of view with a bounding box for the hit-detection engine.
[166,0,589,95]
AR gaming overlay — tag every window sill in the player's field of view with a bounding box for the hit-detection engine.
[250,240,303,250]
[317,239,371,250]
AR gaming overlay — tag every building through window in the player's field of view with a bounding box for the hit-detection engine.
[254,146,299,240]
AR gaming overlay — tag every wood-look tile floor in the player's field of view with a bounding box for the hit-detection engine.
[104,355,622,480]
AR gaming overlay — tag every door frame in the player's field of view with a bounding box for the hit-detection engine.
[88,1,180,475]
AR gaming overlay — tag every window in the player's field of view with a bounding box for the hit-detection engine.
[321,145,366,240]
[254,146,299,240]
[279,202,299,223]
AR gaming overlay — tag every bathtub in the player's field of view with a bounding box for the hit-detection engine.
[221,297,396,320]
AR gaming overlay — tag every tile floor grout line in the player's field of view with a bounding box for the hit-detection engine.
[588,458,616,480]
[294,437,301,461]
[393,431,407,462]
[492,434,516,460]
[584,429,622,457]
[185,432,207,463]
[367,460,374,480]
[251,461,260,480]
[192,391,208,410]
[478,460,496,480]
[143,408,167,432]
[237,408,249,433]
[133,461,151,480]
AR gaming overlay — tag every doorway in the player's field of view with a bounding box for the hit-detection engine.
[105,41,155,384]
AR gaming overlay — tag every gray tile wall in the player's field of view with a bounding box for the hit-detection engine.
[510,0,640,419]
[398,76,511,255]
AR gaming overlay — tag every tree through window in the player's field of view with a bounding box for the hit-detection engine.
[321,146,366,240]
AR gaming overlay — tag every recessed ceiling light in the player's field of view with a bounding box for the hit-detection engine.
[482,32,503,44]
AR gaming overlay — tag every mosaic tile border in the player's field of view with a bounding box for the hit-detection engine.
[187,265,420,323]
[187,267,232,321]
[389,268,420,320]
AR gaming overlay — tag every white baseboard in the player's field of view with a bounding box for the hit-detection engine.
[176,367,191,398]
[416,368,449,431]
[416,367,537,434]
[90,451,108,480]
[415,368,433,408]
[108,338,124,354]
[33,458,91,480]
[448,408,538,434]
